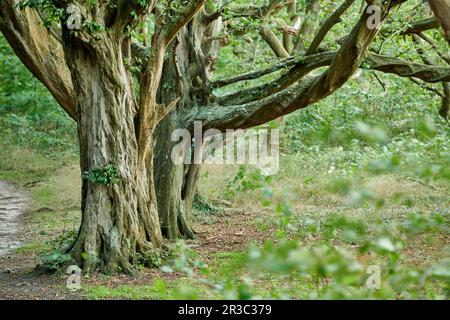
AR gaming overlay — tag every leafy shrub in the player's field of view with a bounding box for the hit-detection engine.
[40,250,73,273]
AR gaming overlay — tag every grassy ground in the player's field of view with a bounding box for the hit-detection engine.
[0,136,448,299]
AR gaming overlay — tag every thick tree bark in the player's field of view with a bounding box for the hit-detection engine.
[63,30,163,274]
[61,0,205,272]
[153,78,197,239]
[154,126,198,239]
[441,82,450,120]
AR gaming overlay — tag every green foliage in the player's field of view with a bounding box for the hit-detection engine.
[402,212,447,235]
[83,164,120,186]
[18,0,63,28]
[124,57,142,74]
[83,20,104,34]
[40,250,73,272]
[225,166,272,198]
[87,0,97,7]
[156,0,192,22]
[278,72,450,181]
[161,241,210,277]
[133,248,166,268]
[193,193,219,214]
[193,115,449,299]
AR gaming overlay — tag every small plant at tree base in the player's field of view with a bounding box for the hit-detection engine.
[83,164,120,186]
[193,193,219,214]
[39,250,73,273]
[36,231,78,273]
[161,241,210,277]
[133,248,167,269]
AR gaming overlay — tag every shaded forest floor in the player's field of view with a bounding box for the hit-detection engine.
[0,198,271,299]
[0,151,448,299]
[0,168,274,299]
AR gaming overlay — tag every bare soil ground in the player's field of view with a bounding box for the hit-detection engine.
[191,208,273,254]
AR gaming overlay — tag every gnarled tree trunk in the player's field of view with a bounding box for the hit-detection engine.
[63,30,163,274]
[154,10,222,240]
[154,120,198,240]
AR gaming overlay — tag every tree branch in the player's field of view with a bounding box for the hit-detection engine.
[161,0,208,46]
[283,0,297,54]
[417,32,450,65]
[212,54,301,88]
[196,0,418,130]
[0,1,75,120]
[215,51,335,106]
[225,0,289,20]
[214,48,450,107]
[440,82,450,120]
[293,0,320,53]
[389,17,439,35]
[410,78,444,97]
[260,26,290,59]
[306,0,356,55]
[428,0,450,45]
[364,53,450,83]
[137,0,207,169]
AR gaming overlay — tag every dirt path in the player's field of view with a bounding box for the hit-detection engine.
[0,181,78,300]
[0,181,27,257]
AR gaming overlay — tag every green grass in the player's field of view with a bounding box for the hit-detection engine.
[1,136,447,299]
[85,279,193,300]
[15,241,52,255]
[84,252,248,299]
[1,137,447,299]
[0,141,81,257]
[209,252,248,279]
